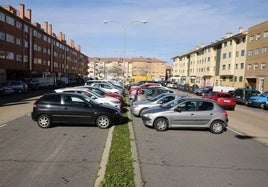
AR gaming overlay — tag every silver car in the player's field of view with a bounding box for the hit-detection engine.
[131,93,187,117]
[140,97,228,134]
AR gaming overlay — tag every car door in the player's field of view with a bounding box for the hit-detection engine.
[193,101,215,126]
[62,95,95,124]
[169,101,197,127]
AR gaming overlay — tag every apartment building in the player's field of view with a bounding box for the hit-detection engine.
[172,24,260,90]
[0,4,88,82]
[245,21,268,92]
[88,57,167,81]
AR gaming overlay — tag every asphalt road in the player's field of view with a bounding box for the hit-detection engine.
[1,89,268,187]
[132,112,268,187]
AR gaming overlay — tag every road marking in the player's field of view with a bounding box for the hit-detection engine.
[227,127,245,136]
[0,124,7,128]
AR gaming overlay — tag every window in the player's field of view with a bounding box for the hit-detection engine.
[228,52,231,58]
[0,32,5,40]
[248,50,253,56]
[16,21,22,29]
[236,51,239,57]
[23,25,29,33]
[256,33,261,40]
[198,101,213,111]
[16,38,22,46]
[249,36,254,42]
[0,50,5,59]
[239,76,243,82]
[264,31,268,38]
[6,34,14,43]
[222,65,226,70]
[0,12,5,22]
[6,16,14,26]
[247,64,252,70]
[240,63,244,69]
[228,64,231,70]
[16,54,22,62]
[6,51,14,60]
[235,63,238,69]
[254,63,258,70]
[262,47,267,54]
[255,48,260,55]
[223,53,226,59]
[261,62,266,69]
[241,50,245,56]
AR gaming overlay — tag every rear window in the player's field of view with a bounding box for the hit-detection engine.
[218,93,232,98]
[39,94,61,104]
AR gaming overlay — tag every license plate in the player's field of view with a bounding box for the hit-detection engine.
[223,100,230,102]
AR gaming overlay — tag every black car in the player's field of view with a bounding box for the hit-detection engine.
[31,92,122,129]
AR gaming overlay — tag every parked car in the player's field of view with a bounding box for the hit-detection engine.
[131,93,187,117]
[0,83,15,95]
[202,91,236,110]
[54,87,121,109]
[133,86,174,101]
[234,88,260,104]
[195,86,213,96]
[79,86,124,106]
[1,80,28,93]
[246,91,268,109]
[140,97,228,134]
[92,82,122,95]
[31,92,122,129]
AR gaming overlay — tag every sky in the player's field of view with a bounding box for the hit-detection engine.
[1,0,268,65]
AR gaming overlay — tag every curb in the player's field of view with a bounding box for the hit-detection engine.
[94,125,114,187]
[128,106,143,187]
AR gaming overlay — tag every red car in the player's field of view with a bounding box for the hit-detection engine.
[202,91,236,110]
[79,86,124,106]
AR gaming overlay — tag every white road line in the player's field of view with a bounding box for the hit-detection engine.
[227,127,245,136]
[0,124,7,128]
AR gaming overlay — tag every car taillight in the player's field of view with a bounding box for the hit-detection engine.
[222,111,228,117]
[33,104,38,110]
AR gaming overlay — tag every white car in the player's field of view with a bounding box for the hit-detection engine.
[54,87,121,109]
[91,83,122,95]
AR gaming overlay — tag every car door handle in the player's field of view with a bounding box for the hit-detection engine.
[64,107,68,110]
[210,113,213,115]
[190,113,194,116]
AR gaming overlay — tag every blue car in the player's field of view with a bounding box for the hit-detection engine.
[246,91,268,109]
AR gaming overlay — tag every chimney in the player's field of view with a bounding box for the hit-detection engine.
[19,4,25,19]
[239,27,243,33]
[48,24,52,35]
[44,21,48,33]
[26,9,32,21]
[69,40,75,48]
[77,45,81,52]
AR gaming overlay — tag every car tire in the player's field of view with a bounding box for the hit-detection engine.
[37,114,51,128]
[210,120,224,134]
[154,118,168,131]
[96,115,110,129]
[260,103,265,109]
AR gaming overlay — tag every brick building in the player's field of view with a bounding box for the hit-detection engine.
[0,4,88,82]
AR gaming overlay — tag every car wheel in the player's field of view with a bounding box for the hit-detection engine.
[37,114,51,128]
[96,115,110,129]
[260,103,265,109]
[154,118,168,131]
[210,120,224,134]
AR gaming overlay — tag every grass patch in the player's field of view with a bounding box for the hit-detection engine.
[100,107,135,187]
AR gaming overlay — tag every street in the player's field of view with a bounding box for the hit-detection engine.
[132,104,268,187]
[0,90,268,186]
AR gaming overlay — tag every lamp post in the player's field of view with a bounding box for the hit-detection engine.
[104,20,147,80]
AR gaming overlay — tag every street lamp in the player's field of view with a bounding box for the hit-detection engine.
[104,20,147,80]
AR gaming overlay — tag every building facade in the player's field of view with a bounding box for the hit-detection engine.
[0,4,88,82]
[172,21,268,92]
[88,57,167,81]
[245,21,268,92]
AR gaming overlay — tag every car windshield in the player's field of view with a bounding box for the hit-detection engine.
[160,98,184,109]
[148,93,166,102]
